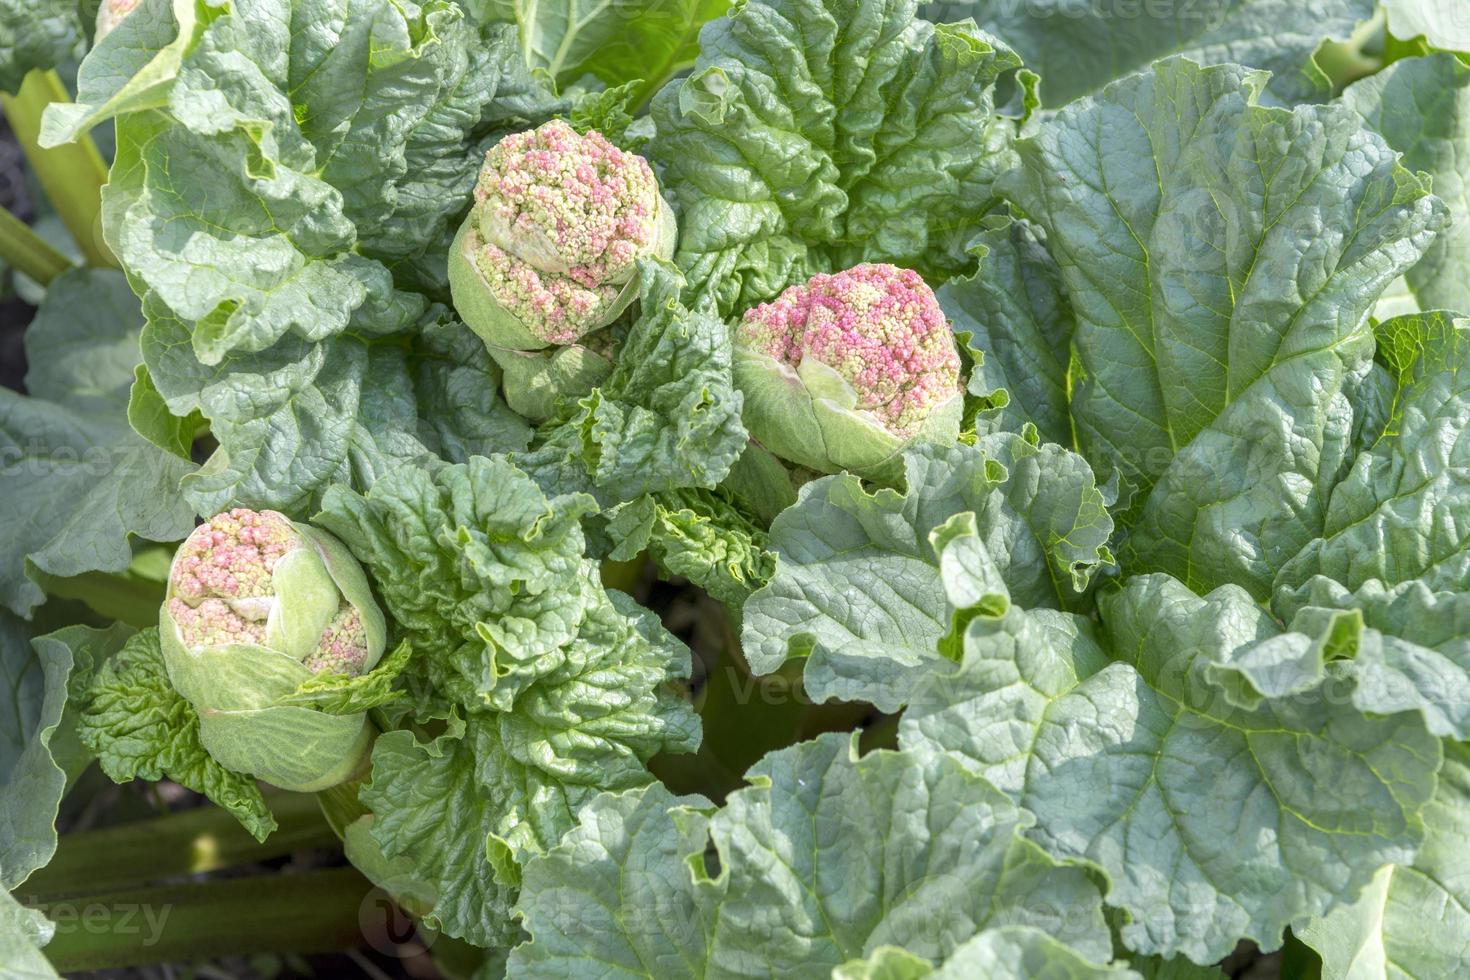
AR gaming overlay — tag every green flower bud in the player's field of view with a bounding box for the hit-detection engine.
[160,509,387,792]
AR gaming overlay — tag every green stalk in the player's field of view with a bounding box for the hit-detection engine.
[0,69,115,268]
[0,205,71,284]
[21,794,337,899]
[31,567,167,629]
[36,867,373,971]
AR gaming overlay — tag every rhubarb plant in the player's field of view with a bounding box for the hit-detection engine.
[3,0,1470,977]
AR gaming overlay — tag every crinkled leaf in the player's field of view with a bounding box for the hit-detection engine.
[520,260,747,502]
[960,0,1372,107]
[363,596,699,948]
[362,721,528,949]
[74,628,277,842]
[568,80,642,147]
[742,436,1113,709]
[1298,741,1470,980]
[1003,58,1446,599]
[0,269,196,618]
[509,732,1111,977]
[278,640,413,714]
[317,456,600,713]
[901,573,1441,964]
[1249,577,1470,740]
[1345,54,1470,318]
[938,219,1075,446]
[472,0,731,103]
[324,456,699,944]
[498,590,699,791]
[649,0,1021,314]
[1273,313,1470,596]
[605,488,776,610]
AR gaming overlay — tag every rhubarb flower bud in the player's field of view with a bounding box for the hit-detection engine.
[734,264,963,481]
[448,120,677,419]
[159,509,387,792]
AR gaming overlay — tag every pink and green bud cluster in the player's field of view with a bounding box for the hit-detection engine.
[738,264,961,437]
[159,509,387,793]
[167,508,296,649]
[466,120,665,345]
[304,607,369,674]
[166,509,371,675]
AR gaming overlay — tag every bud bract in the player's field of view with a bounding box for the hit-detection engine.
[160,509,387,792]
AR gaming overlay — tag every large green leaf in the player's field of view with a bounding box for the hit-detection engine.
[0,619,127,889]
[472,0,731,103]
[4,623,152,892]
[1275,313,1470,595]
[0,268,196,618]
[1343,54,1470,318]
[955,0,1373,107]
[648,0,1021,314]
[1383,0,1470,51]
[938,219,1076,447]
[509,732,1112,977]
[742,435,1113,709]
[1297,742,1470,980]
[1003,58,1446,599]
[837,929,1143,980]
[901,573,1441,964]
[139,292,531,517]
[41,0,548,516]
